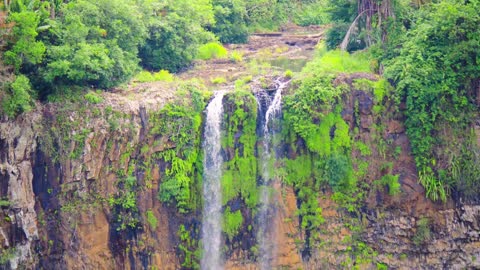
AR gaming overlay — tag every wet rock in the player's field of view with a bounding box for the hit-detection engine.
[387,120,405,134]
[360,114,373,130]
[460,205,480,230]
[357,91,373,115]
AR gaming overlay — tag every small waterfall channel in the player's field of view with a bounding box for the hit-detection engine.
[201,91,225,270]
[255,79,290,270]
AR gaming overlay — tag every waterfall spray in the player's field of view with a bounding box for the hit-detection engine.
[256,79,290,270]
[201,91,225,270]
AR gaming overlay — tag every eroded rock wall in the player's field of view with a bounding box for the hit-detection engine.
[0,75,479,270]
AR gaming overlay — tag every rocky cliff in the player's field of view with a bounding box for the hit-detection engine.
[0,71,479,270]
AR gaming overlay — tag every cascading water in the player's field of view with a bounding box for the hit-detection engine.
[201,91,225,270]
[256,79,290,270]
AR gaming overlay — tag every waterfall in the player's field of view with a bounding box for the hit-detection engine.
[201,91,225,270]
[256,79,290,270]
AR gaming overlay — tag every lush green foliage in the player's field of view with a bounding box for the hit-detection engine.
[384,0,480,202]
[138,0,215,72]
[221,90,258,208]
[154,83,208,213]
[212,0,249,43]
[245,0,329,31]
[42,0,146,89]
[1,0,334,116]
[1,75,34,117]
[222,207,243,240]
[281,49,372,251]
[293,1,330,26]
[4,11,45,71]
[109,175,140,231]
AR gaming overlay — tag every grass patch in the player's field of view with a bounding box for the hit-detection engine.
[197,42,228,60]
[211,77,227,85]
[135,70,174,83]
[302,44,372,75]
[230,50,243,63]
[84,91,103,104]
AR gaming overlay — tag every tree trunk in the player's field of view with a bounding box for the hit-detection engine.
[340,9,370,51]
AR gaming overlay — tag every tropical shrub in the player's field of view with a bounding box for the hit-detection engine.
[2,75,34,117]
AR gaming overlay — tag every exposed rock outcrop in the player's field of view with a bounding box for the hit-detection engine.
[0,74,479,270]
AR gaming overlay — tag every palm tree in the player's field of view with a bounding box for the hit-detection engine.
[341,0,395,50]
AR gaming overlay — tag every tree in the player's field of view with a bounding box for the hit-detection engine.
[42,0,147,89]
[3,11,45,71]
[138,0,215,72]
[211,0,249,43]
[339,0,396,50]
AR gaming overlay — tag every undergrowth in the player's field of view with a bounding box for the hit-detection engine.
[221,90,258,208]
[153,81,210,213]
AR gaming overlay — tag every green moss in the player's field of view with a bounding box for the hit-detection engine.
[283,155,313,186]
[153,84,209,213]
[0,248,16,265]
[282,49,369,251]
[354,141,372,157]
[178,224,200,269]
[222,207,243,241]
[413,218,431,246]
[221,90,258,208]
[109,175,140,232]
[373,174,401,196]
[145,210,158,230]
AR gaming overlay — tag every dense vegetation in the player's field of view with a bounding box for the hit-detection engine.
[0,0,328,115]
[321,0,480,203]
[383,0,480,201]
[0,0,479,267]
[0,0,477,215]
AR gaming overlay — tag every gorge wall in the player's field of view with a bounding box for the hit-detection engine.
[0,73,479,270]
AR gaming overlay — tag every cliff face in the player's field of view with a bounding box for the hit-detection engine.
[0,74,479,270]
[0,113,39,269]
[0,94,183,269]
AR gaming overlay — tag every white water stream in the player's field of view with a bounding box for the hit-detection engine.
[201,91,225,270]
[257,79,290,270]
